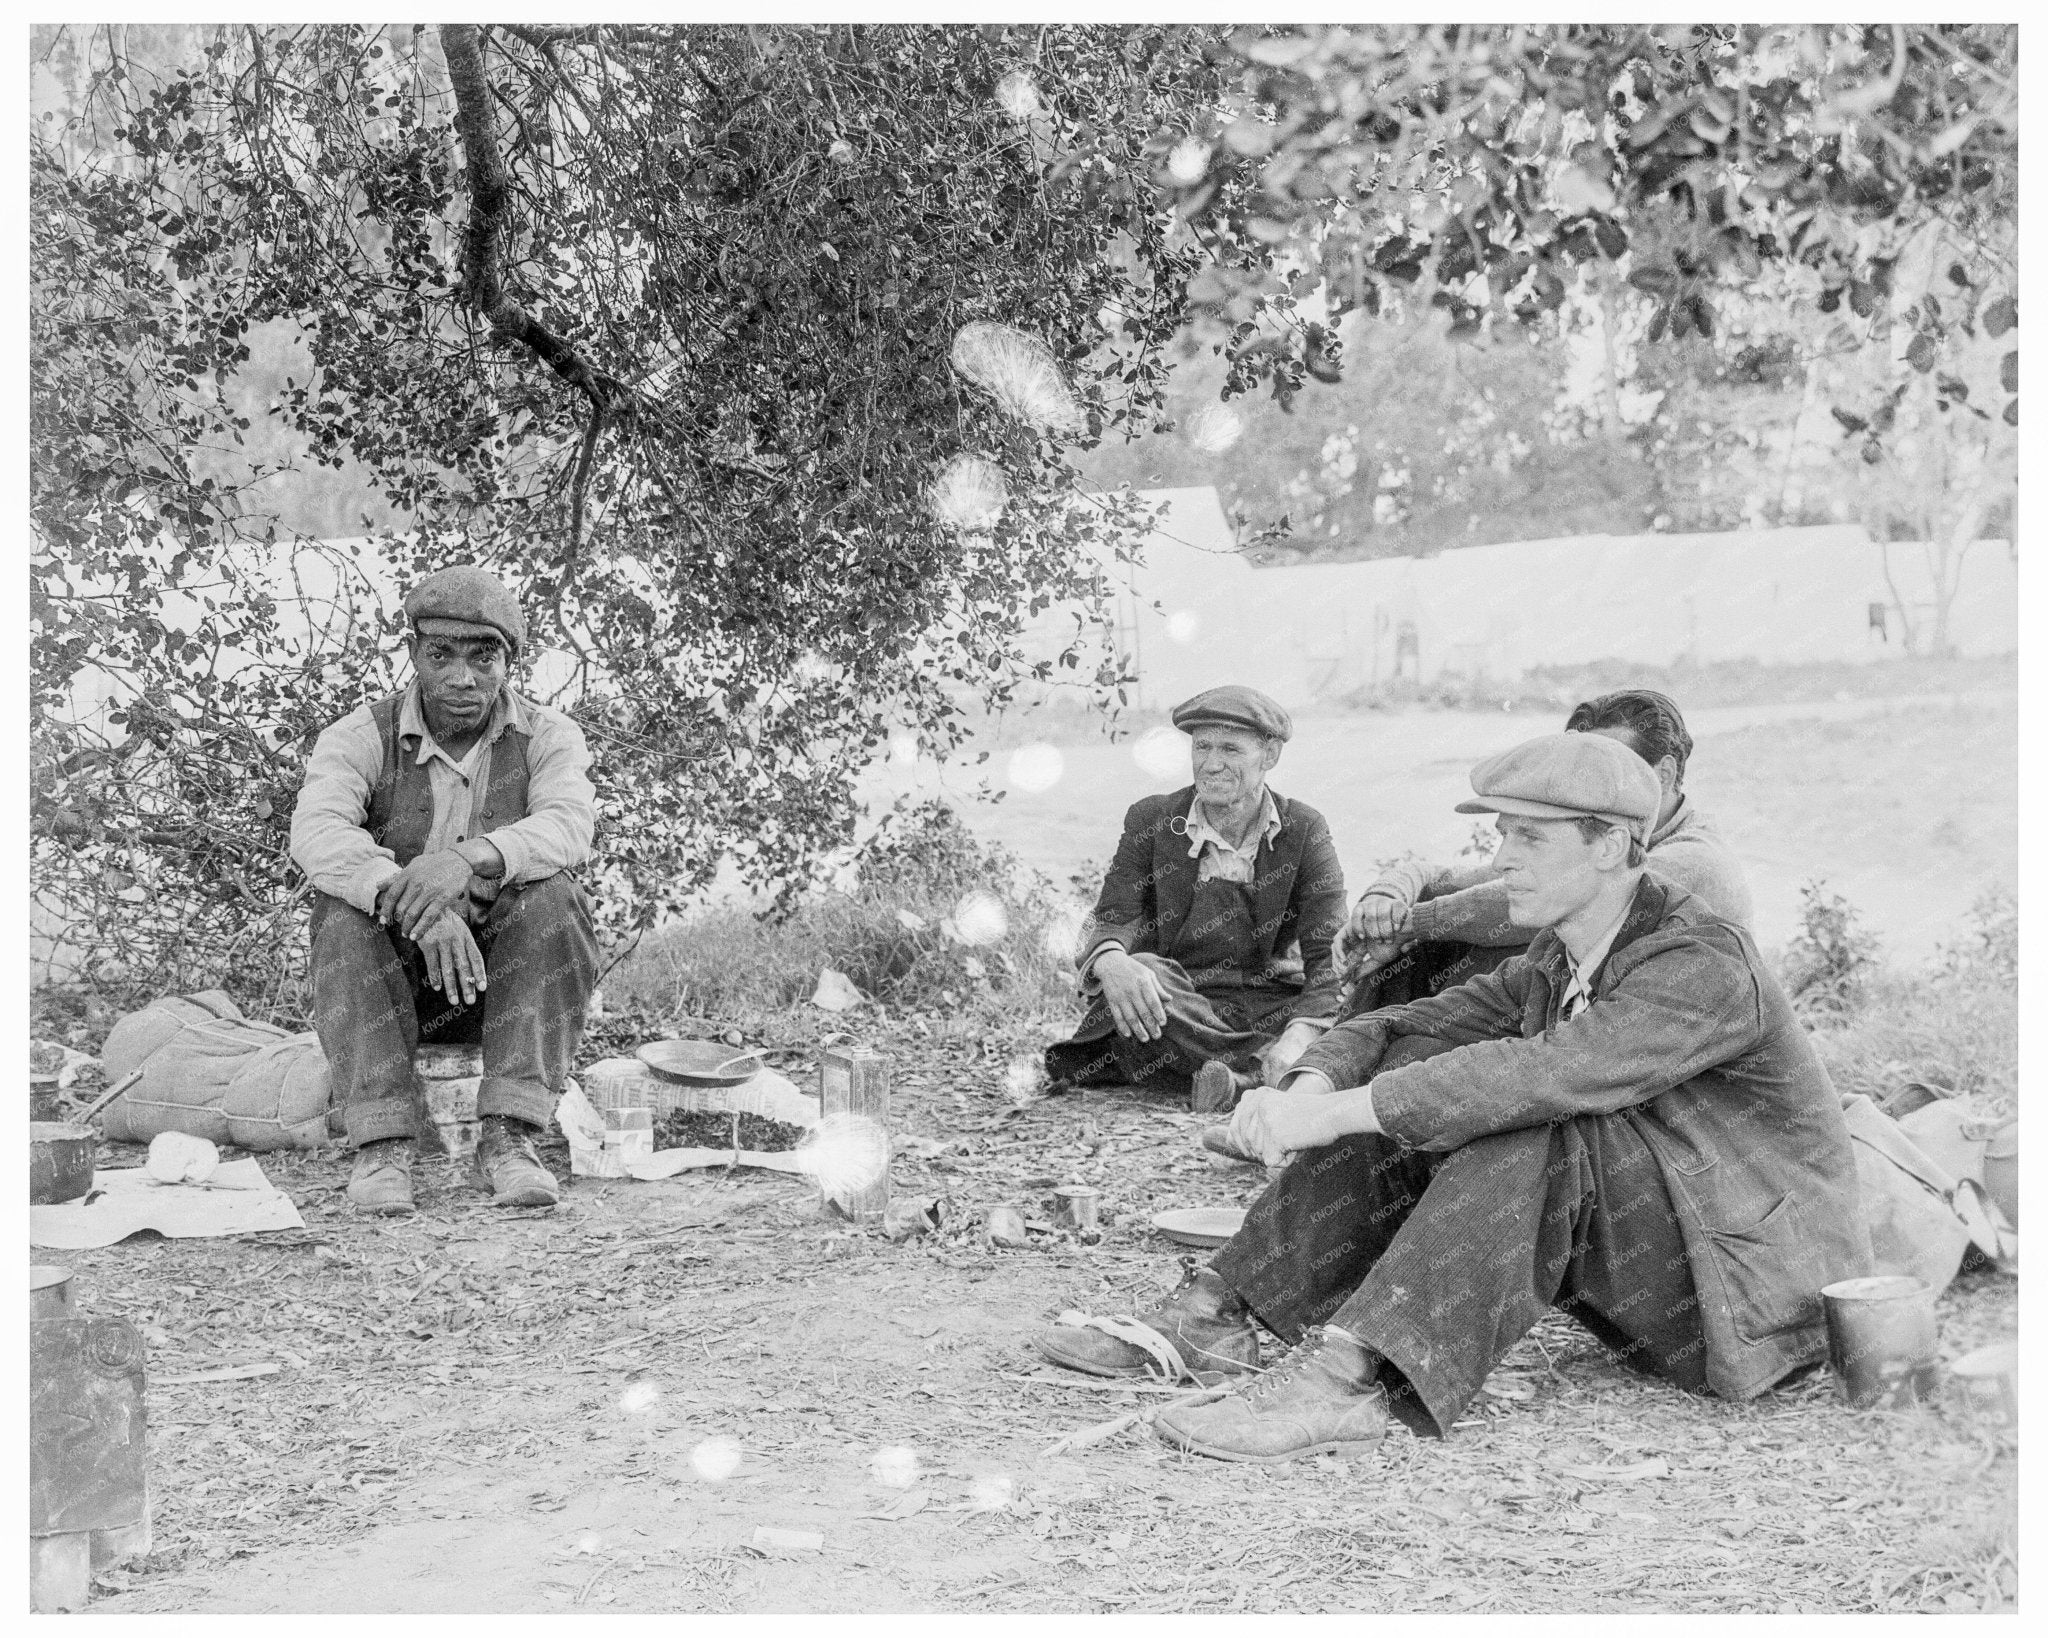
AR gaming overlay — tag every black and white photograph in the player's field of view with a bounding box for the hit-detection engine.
[25,17,2022,1617]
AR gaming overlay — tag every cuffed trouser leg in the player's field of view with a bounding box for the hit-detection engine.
[1214,1111,1706,1438]
[1338,939,1523,1023]
[1044,955,1293,1095]
[309,894,424,1148]
[472,875,600,1129]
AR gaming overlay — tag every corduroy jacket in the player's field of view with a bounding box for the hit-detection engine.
[1294,874,1870,1401]
[1080,785,1348,1022]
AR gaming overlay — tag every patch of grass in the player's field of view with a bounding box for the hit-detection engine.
[605,799,1086,1030]
[1791,889,2017,1114]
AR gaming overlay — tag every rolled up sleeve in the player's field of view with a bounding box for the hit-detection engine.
[481,707,596,884]
[288,707,399,914]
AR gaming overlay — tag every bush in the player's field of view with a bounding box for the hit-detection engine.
[1781,879,1880,1020]
[606,799,1085,1026]
[1802,891,2018,1114]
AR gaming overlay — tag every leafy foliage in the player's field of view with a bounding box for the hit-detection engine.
[1150,25,2017,434]
[30,22,1228,998]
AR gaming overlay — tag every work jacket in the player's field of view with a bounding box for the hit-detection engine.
[1080,784,1348,1023]
[1294,875,1870,1402]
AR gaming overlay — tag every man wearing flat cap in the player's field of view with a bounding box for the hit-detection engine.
[291,565,599,1216]
[1034,731,1867,1463]
[1042,685,1346,1110]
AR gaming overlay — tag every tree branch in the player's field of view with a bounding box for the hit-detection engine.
[439,22,633,417]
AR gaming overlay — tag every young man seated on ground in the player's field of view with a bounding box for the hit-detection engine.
[290,565,600,1217]
[1033,731,1868,1463]
[1043,685,1346,1113]
[1333,688,1752,1017]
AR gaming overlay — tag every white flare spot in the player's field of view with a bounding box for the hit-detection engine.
[968,1471,1016,1511]
[1041,902,1089,964]
[871,1445,922,1489]
[950,321,1085,435]
[1132,724,1190,782]
[793,1111,892,1200]
[1165,610,1201,644]
[1007,741,1065,793]
[927,453,1011,531]
[620,1382,661,1415]
[952,890,1009,947]
[995,69,1044,122]
[1004,1058,1043,1104]
[888,730,920,768]
[1185,403,1244,455]
[575,1533,604,1555]
[1167,138,1212,187]
[689,1436,744,1481]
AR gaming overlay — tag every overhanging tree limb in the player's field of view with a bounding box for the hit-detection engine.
[440,22,632,417]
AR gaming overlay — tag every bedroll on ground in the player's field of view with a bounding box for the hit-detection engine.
[98,991,336,1151]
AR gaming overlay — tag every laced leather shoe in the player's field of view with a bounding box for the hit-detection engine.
[1153,1326,1388,1463]
[347,1138,417,1217]
[477,1116,560,1208]
[1034,1260,1259,1381]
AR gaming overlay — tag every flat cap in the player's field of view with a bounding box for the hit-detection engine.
[1455,731,1661,838]
[1170,685,1292,743]
[403,565,525,655]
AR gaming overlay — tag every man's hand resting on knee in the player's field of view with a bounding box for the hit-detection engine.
[1218,1074,1381,1167]
[415,912,488,1006]
[1095,949,1168,1042]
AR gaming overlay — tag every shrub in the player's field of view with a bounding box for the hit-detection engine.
[606,799,1085,1026]
[1782,879,1881,1021]
[1804,890,2018,1113]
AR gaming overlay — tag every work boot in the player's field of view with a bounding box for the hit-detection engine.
[1191,1060,1253,1115]
[477,1116,560,1208]
[347,1139,416,1217]
[1034,1260,1259,1381]
[1154,1326,1388,1464]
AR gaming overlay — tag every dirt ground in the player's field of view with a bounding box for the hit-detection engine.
[58,1021,2017,1616]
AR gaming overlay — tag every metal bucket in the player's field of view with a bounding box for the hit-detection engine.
[1053,1185,1101,1232]
[31,1123,96,1205]
[1822,1274,1939,1408]
[1949,1338,2018,1429]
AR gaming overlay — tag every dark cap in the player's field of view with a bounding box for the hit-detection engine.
[1170,685,1292,743]
[1454,732,1661,839]
[403,565,525,656]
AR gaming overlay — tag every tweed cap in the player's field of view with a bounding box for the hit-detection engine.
[403,565,525,655]
[1170,685,1292,743]
[1455,731,1661,838]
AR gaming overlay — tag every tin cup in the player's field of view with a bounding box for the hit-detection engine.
[1949,1338,2018,1429]
[1052,1185,1100,1232]
[1822,1275,1940,1409]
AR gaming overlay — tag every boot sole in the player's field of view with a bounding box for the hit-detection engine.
[1033,1334,1256,1381]
[1153,1425,1381,1464]
[489,1186,559,1208]
[350,1197,416,1217]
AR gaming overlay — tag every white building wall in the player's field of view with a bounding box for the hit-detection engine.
[1054,489,2017,711]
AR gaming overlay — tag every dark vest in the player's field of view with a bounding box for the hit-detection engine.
[364,692,532,867]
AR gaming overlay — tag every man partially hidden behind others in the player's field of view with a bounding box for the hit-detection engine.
[1035,731,1868,1462]
[1044,686,1346,1111]
[291,565,599,1216]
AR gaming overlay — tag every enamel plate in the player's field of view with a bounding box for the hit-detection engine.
[1151,1207,1247,1249]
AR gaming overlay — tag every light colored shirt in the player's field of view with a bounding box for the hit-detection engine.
[289,683,596,916]
[1558,900,1633,1021]
[1183,788,1284,884]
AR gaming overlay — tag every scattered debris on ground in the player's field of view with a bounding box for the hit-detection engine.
[35,1003,2019,1614]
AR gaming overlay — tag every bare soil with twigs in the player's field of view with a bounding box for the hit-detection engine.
[53,1008,2016,1616]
